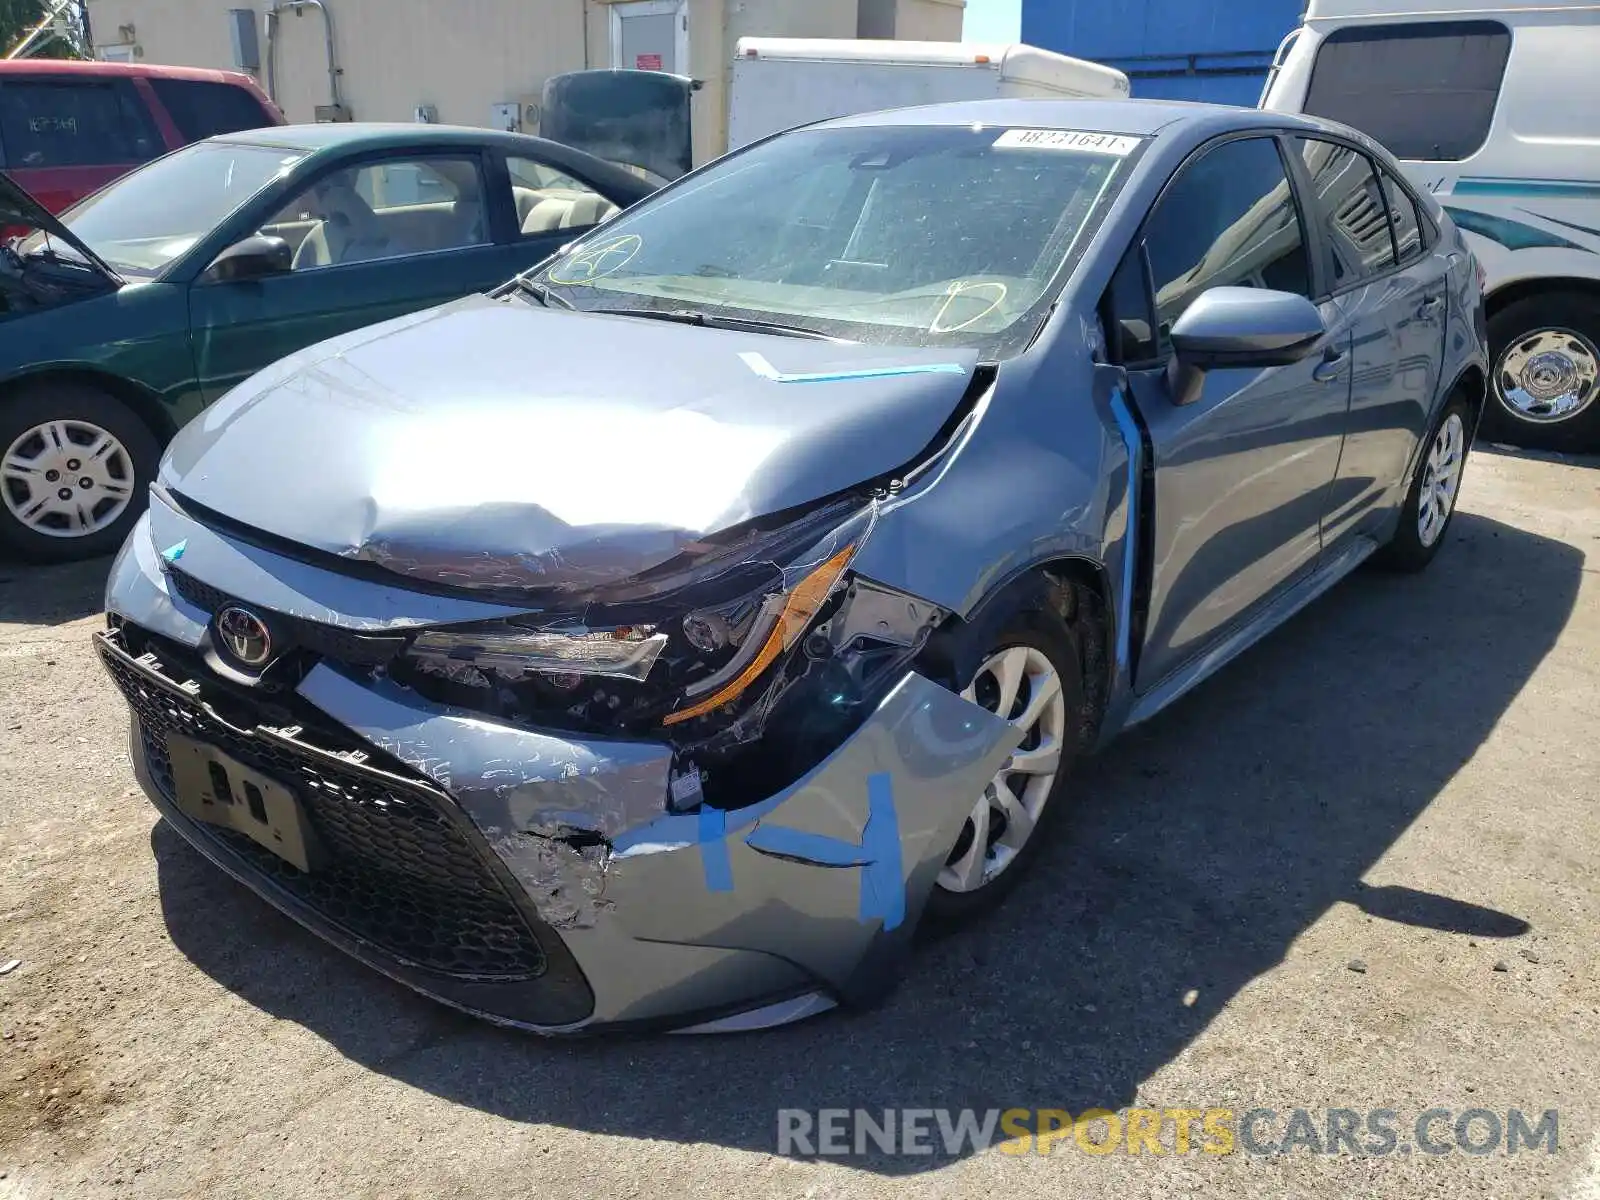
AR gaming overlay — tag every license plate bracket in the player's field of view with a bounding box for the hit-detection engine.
[167,735,324,873]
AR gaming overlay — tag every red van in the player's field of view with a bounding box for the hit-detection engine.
[0,60,284,213]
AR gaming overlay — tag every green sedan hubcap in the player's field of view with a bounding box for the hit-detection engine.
[2,419,136,539]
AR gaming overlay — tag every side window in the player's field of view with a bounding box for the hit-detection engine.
[1142,136,1312,343]
[1303,21,1510,162]
[0,80,160,168]
[1293,138,1398,289]
[506,156,618,237]
[148,79,275,141]
[1377,165,1426,265]
[260,157,489,271]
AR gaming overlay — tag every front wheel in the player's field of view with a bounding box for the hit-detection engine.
[926,612,1092,923]
[0,381,158,563]
[1480,292,1600,452]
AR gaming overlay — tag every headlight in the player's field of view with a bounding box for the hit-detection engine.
[663,542,855,726]
[408,625,668,682]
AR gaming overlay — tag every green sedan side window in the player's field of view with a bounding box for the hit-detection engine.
[260,156,491,271]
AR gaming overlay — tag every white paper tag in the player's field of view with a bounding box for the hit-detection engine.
[670,771,703,805]
[993,129,1141,156]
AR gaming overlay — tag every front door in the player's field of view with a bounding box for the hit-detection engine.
[1122,134,1353,689]
[186,152,525,403]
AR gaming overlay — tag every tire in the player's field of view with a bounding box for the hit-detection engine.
[925,607,1097,923]
[1480,292,1600,452]
[0,381,159,563]
[1375,393,1473,574]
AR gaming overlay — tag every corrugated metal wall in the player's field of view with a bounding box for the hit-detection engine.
[1021,0,1304,106]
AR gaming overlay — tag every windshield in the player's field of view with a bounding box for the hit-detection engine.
[526,124,1139,358]
[23,141,303,277]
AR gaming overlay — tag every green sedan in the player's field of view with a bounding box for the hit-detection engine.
[0,123,654,561]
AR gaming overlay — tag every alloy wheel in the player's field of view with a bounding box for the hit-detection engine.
[937,644,1069,894]
[1495,327,1600,425]
[1,419,137,539]
[1417,411,1466,549]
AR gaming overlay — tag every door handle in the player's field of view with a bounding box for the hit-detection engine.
[1417,295,1444,319]
[1313,349,1348,383]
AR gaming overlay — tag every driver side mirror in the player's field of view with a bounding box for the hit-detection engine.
[1166,286,1327,406]
[200,234,292,284]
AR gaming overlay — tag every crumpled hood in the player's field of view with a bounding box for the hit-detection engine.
[0,171,123,284]
[160,294,979,591]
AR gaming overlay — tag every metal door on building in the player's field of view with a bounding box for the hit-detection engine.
[609,0,689,74]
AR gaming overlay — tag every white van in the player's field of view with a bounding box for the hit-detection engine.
[1262,0,1600,451]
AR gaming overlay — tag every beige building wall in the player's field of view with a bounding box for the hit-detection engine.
[892,0,963,42]
[85,0,961,164]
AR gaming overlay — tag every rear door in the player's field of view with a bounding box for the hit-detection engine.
[187,150,528,403]
[1112,134,1355,690]
[0,75,164,212]
[1290,137,1448,547]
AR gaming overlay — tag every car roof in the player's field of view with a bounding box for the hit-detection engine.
[211,122,560,155]
[0,59,262,87]
[818,97,1332,139]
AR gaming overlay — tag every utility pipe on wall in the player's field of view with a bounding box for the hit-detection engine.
[263,0,344,111]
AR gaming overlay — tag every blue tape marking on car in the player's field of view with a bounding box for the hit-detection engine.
[698,804,733,892]
[1108,386,1140,673]
[744,824,874,867]
[739,350,967,385]
[738,773,904,930]
[858,772,905,932]
[160,540,187,565]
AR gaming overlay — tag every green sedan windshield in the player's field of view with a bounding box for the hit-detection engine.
[531,123,1139,358]
[38,141,304,277]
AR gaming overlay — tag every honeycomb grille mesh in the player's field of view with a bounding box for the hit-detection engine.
[99,632,547,981]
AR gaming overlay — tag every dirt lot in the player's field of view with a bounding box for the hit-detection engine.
[1,447,1597,1200]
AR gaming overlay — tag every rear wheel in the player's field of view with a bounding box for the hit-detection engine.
[0,381,158,562]
[926,612,1091,922]
[1480,292,1600,452]
[1375,394,1472,573]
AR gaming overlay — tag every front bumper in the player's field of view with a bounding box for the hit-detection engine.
[101,504,1019,1033]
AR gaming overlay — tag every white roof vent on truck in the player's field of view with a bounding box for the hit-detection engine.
[732,38,1131,99]
[1303,0,1600,17]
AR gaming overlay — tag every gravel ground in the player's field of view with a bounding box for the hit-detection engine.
[0,446,1596,1200]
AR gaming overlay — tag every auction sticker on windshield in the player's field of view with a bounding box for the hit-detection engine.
[993,129,1141,156]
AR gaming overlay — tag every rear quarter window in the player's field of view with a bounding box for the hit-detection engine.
[148,78,275,141]
[1303,20,1511,162]
[0,79,161,168]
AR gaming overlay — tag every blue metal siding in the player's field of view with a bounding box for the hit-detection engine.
[1021,0,1304,106]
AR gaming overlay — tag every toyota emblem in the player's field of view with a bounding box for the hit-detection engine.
[215,606,273,668]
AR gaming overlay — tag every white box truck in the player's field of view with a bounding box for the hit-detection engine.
[1262,0,1600,451]
[726,38,1132,153]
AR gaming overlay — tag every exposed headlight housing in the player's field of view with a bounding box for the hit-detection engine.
[663,542,855,725]
[408,625,668,683]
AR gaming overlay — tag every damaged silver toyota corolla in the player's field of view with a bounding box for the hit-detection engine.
[98,99,1488,1032]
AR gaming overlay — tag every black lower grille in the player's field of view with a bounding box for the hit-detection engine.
[98,630,547,981]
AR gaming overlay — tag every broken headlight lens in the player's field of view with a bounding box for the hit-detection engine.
[663,541,856,726]
[407,625,668,683]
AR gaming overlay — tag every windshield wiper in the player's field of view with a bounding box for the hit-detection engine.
[595,307,847,342]
[509,277,576,309]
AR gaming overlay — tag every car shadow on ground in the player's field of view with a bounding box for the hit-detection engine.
[0,555,109,627]
[152,509,1581,1174]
